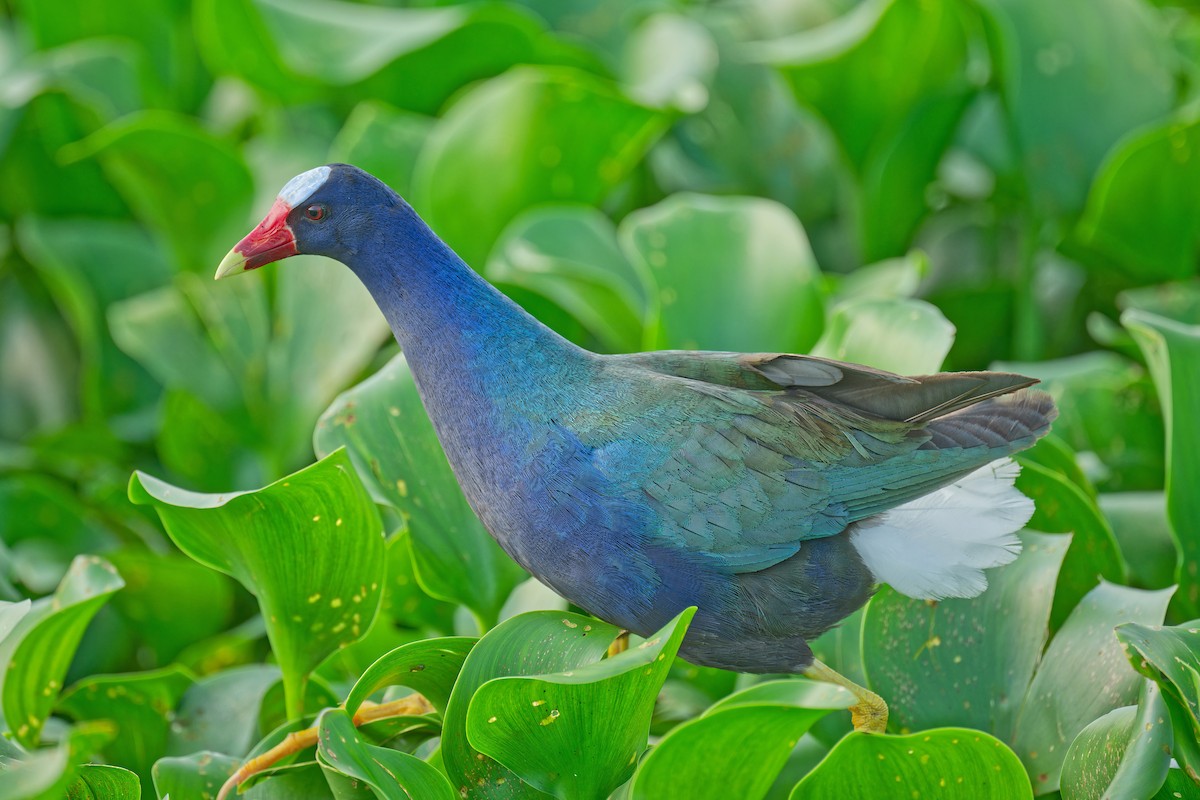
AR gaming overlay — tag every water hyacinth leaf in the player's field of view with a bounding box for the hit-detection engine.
[65,765,141,800]
[1116,620,1200,781]
[1077,115,1200,282]
[1059,681,1172,800]
[442,611,622,799]
[1015,458,1127,629]
[1124,309,1200,619]
[129,450,386,721]
[1011,581,1174,794]
[329,102,434,200]
[165,665,280,757]
[621,194,824,353]
[0,722,116,800]
[976,0,1175,218]
[621,13,718,113]
[863,532,1068,738]
[58,665,194,794]
[152,751,238,800]
[466,609,693,799]
[413,66,666,266]
[314,353,524,628]
[1099,492,1178,590]
[629,680,853,800]
[790,728,1032,799]
[810,297,954,375]
[317,708,458,800]
[344,637,476,716]
[488,206,647,354]
[760,0,976,259]
[0,555,124,747]
[62,112,255,271]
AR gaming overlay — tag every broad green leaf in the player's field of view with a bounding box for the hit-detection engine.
[976,0,1175,218]
[129,450,386,721]
[810,297,954,374]
[629,680,853,800]
[413,66,666,266]
[65,765,141,800]
[329,102,434,200]
[830,252,926,303]
[1015,459,1127,629]
[621,14,717,113]
[863,532,1068,738]
[1157,771,1200,800]
[58,666,194,795]
[165,665,280,758]
[790,728,1032,799]
[1116,619,1200,783]
[761,0,976,258]
[621,193,824,353]
[0,556,124,747]
[314,353,524,629]
[1077,115,1200,282]
[1124,309,1200,618]
[1059,681,1172,800]
[1099,492,1178,590]
[62,111,254,271]
[344,637,475,717]
[466,609,693,800]
[1012,581,1174,794]
[317,708,457,800]
[0,723,116,800]
[487,206,647,354]
[442,612,622,799]
[152,752,237,800]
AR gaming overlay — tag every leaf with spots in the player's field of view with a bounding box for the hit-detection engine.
[152,752,238,800]
[789,728,1033,799]
[1011,581,1173,794]
[464,609,693,800]
[1059,680,1173,800]
[1116,619,1200,786]
[58,665,194,797]
[129,449,386,722]
[344,637,475,717]
[629,679,853,800]
[0,722,117,800]
[317,707,457,800]
[0,555,124,748]
[314,353,525,629]
[65,765,141,799]
[620,193,824,354]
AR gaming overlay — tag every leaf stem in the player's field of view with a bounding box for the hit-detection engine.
[216,693,434,800]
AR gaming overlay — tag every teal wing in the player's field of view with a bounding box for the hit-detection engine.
[593,351,1044,573]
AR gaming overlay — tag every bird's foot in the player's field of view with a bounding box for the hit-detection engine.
[802,657,889,734]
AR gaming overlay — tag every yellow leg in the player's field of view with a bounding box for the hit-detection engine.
[803,658,888,734]
[607,630,630,658]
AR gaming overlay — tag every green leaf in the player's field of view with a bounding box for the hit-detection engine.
[151,752,237,800]
[129,449,386,721]
[1059,680,1173,800]
[790,728,1033,799]
[863,532,1068,738]
[0,556,124,747]
[0,723,117,800]
[314,353,524,629]
[1099,492,1178,590]
[620,193,824,353]
[329,102,434,200]
[976,0,1175,218]
[317,708,457,800]
[413,66,666,266]
[62,111,255,271]
[621,14,718,113]
[761,0,976,258]
[58,666,194,795]
[65,765,141,800]
[165,665,280,758]
[487,206,647,354]
[1116,619,1200,784]
[1077,114,1200,282]
[1015,458,1127,629]
[810,297,954,374]
[1124,309,1200,618]
[629,680,854,800]
[344,637,476,717]
[441,611,623,799]
[1011,581,1174,794]
[466,609,693,800]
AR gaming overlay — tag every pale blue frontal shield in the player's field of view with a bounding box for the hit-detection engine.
[279,165,332,207]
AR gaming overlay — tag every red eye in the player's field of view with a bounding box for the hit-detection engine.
[305,204,325,221]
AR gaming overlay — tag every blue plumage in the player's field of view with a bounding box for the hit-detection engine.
[218,164,1056,673]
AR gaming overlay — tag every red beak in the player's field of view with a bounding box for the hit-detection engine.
[215,198,298,279]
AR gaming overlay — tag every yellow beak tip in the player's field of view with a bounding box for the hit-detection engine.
[214,249,247,280]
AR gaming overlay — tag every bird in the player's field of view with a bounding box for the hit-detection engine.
[216,164,1055,731]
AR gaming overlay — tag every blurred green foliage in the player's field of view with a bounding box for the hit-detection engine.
[0,0,1199,797]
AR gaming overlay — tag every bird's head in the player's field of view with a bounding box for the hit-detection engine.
[215,163,399,279]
